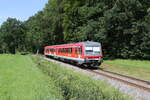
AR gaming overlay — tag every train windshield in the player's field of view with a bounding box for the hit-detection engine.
[85,46,100,55]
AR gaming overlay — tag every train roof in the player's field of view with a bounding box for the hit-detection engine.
[45,41,101,48]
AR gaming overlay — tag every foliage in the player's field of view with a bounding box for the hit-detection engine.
[0,18,26,53]
[104,0,150,59]
[0,0,150,59]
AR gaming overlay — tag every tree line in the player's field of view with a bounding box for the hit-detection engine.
[0,0,150,59]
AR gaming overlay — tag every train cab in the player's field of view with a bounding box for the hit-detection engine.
[81,42,103,67]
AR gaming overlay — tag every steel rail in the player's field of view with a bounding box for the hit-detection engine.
[99,69,150,85]
[86,69,150,92]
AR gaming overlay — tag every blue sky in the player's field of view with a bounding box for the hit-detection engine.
[0,0,48,25]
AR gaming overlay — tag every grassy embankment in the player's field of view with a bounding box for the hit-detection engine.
[0,54,132,100]
[0,54,63,100]
[32,56,131,100]
[101,59,150,80]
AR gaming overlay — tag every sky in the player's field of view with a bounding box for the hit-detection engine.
[0,0,48,25]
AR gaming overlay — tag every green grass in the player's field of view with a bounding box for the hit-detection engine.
[0,54,132,100]
[101,59,150,80]
[32,56,132,100]
[0,54,63,100]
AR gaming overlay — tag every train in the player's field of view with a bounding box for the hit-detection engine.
[44,41,103,67]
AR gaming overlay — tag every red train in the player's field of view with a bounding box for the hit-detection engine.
[44,41,103,67]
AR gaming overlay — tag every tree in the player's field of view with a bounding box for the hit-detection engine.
[0,18,26,53]
[104,0,150,59]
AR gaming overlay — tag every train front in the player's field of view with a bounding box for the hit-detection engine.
[83,42,103,67]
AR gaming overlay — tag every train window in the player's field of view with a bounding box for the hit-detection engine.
[78,48,82,54]
[59,48,65,53]
[68,48,70,53]
[51,49,54,52]
[75,48,77,54]
[85,47,93,53]
[65,48,67,54]
[69,48,72,54]
[85,46,100,54]
[71,48,72,53]
[63,48,65,53]
[66,48,69,53]
[59,49,61,53]
[93,47,100,53]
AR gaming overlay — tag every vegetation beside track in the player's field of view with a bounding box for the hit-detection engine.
[0,54,132,100]
[33,56,132,100]
[0,54,63,100]
[101,59,150,80]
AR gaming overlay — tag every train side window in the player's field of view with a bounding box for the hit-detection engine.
[59,48,61,53]
[62,48,64,53]
[60,48,62,53]
[61,48,63,53]
[66,48,69,53]
[68,48,72,54]
[78,48,82,54]
[75,48,77,54]
[68,48,70,53]
[65,48,67,54]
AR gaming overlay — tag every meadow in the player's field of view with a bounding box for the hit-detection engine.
[0,54,63,100]
[101,59,150,80]
[0,54,131,100]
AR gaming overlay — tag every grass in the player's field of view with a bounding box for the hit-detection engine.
[0,54,63,100]
[0,54,132,100]
[101,59,150,80]
[32,56,132,100]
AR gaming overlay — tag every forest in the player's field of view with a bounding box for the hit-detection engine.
[0,0,150,59]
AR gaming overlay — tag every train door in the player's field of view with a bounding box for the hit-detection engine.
[74,48,78,58]
[54,48,56,55]
[78,47,82,58]
[74,47,82,58]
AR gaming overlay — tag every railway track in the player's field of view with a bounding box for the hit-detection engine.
[40,55,150,93]
[87,69,150,92]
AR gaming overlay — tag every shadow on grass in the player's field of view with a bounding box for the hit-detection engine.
[103,57,116,60]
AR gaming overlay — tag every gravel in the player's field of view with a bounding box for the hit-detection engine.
[42,56,150,100]
[94,70,150,88]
